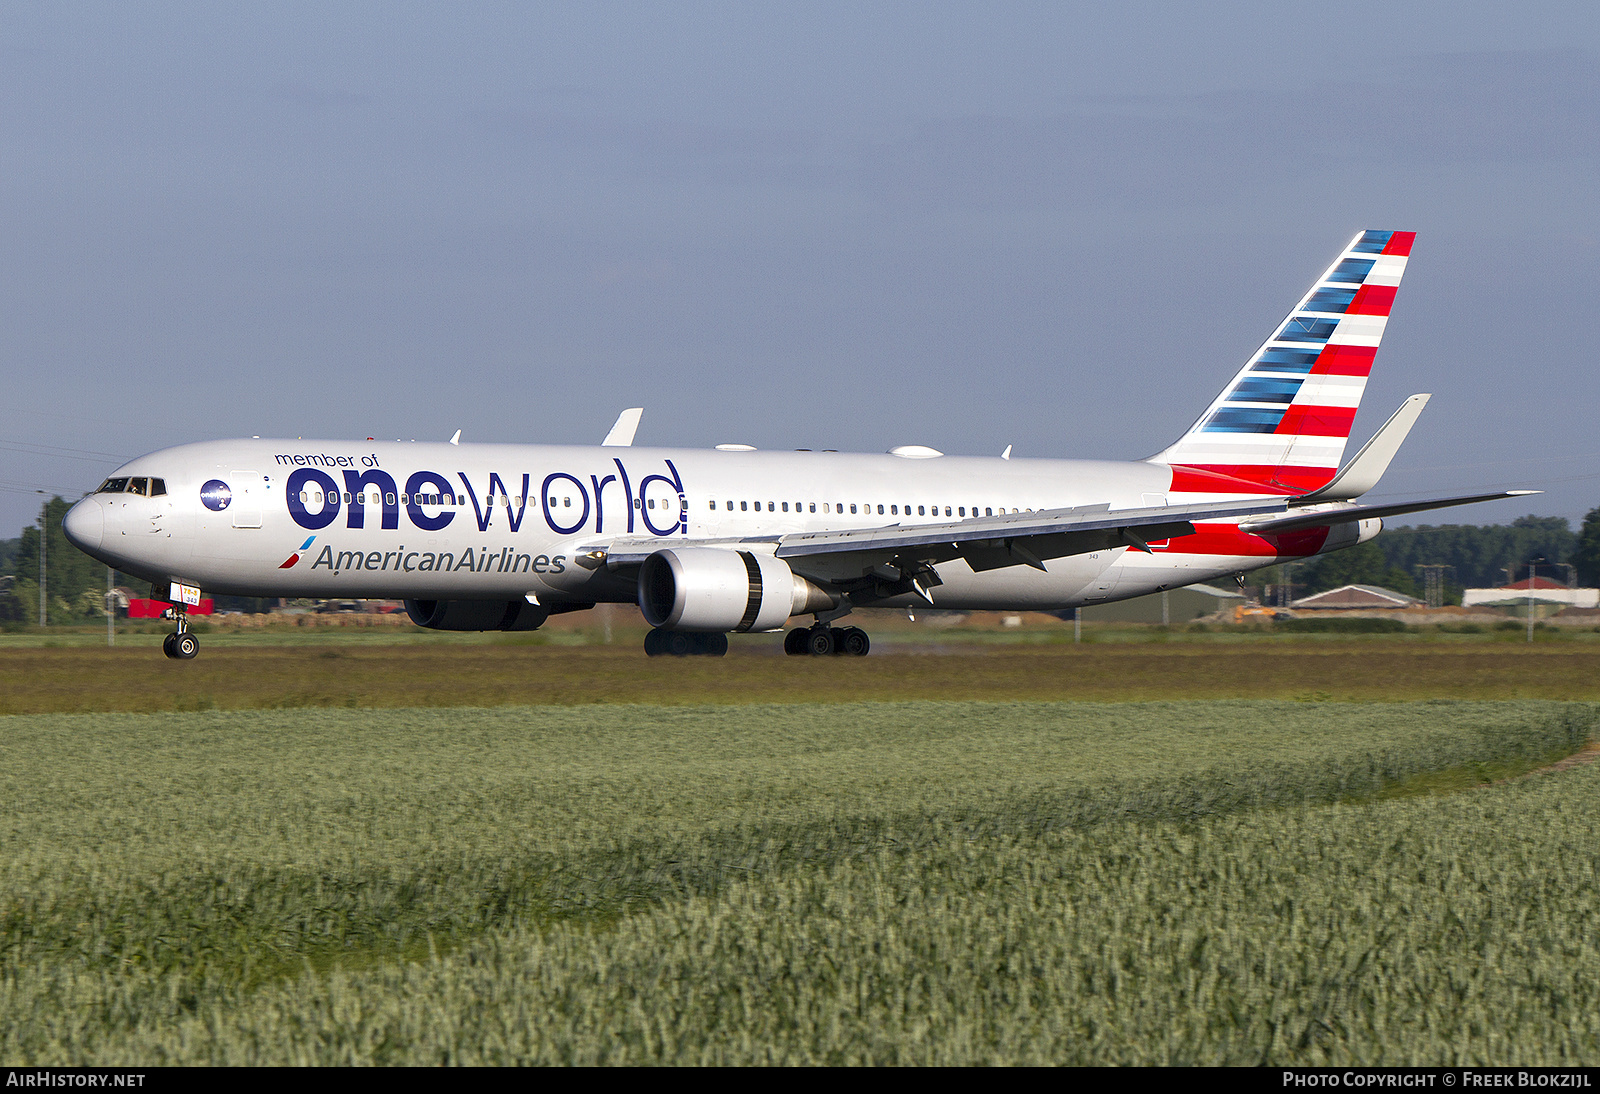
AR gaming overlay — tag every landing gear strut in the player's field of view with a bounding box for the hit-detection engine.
[161,607,199,660]
[643,629,729,657]
[785,624,870,657]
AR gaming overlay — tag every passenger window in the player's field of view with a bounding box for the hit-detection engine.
[985,508,993,516]
[564,497,572,507]
[849,504,857,514]
[782,502,789,512]
[959,507,966,516]
[647,498,654,509]
[768,502,775,511]
[877,504,885,515]
[809,503,816,513]
[890,505,898,515]
[917,505,925,516]
[741,501,748,511]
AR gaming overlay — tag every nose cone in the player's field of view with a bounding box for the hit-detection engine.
[62,498,104,552]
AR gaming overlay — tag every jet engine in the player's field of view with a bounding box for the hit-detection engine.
[638,548,835,632]
[403,599,550,631]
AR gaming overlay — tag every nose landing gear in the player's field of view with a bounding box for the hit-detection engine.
[161,607,199,660]
[784,624,870,657]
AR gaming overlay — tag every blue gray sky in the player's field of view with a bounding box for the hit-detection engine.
[3,2,1597,536]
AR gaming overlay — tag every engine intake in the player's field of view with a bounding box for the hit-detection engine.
[403,599,550,631]
[638,548,835,632]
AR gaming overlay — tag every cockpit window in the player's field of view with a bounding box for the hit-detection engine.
[97,476,166,496]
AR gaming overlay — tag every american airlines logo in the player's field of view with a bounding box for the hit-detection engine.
[302,543,568,576]
[280,455,688,538]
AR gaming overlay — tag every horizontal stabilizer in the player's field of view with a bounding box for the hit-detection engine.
[1300,394,1429,502]
[601,408,644,447]
[1241,490,1540,535]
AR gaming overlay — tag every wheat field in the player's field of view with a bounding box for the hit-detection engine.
[1,700,1596,1064]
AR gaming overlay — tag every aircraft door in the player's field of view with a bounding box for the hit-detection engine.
[1083,552,1125,602]
[230,471,263,528]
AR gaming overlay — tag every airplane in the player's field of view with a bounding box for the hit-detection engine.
[61,229,1534,660]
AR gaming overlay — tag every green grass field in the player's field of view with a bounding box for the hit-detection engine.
[6,638,1600,713]
[2,700,1597,1064]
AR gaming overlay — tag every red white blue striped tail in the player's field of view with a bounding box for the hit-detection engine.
[1151,229,1414,496]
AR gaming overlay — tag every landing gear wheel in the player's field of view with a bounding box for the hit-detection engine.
[162,633,179,660]
[699,633,729,657]
[838,627,870,657]
[644,628,669,657]
[173,632,199,660]
[805,626,836,657]
[667,631,696,657]
[784,628,809,656]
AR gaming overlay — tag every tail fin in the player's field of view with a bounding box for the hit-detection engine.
[1150,229,1414,494]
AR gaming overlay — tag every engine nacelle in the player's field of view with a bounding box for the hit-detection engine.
[637,548,835,632]
[403,599,550,631]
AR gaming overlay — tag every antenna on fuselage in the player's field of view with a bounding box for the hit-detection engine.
[602,408,644,447]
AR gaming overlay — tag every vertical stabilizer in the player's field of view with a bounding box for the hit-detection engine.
[1150,230,1414,494]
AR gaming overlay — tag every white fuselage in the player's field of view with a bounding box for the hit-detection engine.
[64,438,1370,613]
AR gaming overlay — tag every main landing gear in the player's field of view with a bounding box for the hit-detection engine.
[644,629,729,657]
[784,624,870,657]
[161,608,199,660]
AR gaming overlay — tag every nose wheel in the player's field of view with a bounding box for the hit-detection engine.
[161,605,200,660]
[162,632,199,660]
[784,625,869,657]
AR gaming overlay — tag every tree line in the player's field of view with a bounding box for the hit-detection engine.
[1290,514,1600,602]
[5,497,1600,622]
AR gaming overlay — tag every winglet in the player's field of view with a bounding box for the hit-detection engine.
[1000,445,1012,461]
[1298,394,1429,502]
[449,429,461,446]
[602,408,644,447]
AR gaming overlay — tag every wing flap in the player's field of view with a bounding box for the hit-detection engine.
[583,500,1277,576]
[774,499,1284,559]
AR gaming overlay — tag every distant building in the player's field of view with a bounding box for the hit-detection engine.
[1463,577,1599,609]
[1078,583,1244,624]
[1291,584,1422,610]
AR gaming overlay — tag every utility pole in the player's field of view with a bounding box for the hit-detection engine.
[1415,564,1452,609]
[1527,557,1545,643]
[38,509,46,627]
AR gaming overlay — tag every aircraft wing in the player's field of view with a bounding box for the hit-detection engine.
[1239,489,1540,535]
[588,497,1289,576]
